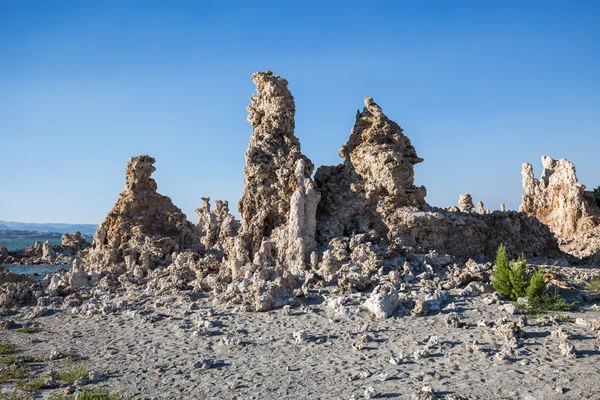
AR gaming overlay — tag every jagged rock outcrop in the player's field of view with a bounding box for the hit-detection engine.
[234,71,319,274]
[0,246,15,264]
[520,156,600,258]
[315,97,426,242]
[86,155,198,272]
[195,198,240,250]
[316,98,560,261]
[60,231,90,255]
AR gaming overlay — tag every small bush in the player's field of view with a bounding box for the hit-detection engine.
[586,276,600,293]
[55,365,89,384]
[527,290,574,313]
[492,246,531,300]
[526,266,546,298]
[508,253,528,300]
[491,244,513,298]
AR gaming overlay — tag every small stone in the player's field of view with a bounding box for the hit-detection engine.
[49,350,62,360]
[389,353,404,365]
[88,370,102,381]
[44,377,57,388]
[559,342,576,358]
[375,373,389,382]
[193,358,213,369]
[293,329,308,343]
[364,386,378,399]
[555,387,565,394]
[551,327,570,341]
[73,376,87,387]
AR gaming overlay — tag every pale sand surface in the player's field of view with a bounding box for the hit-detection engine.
[2,293,600,400]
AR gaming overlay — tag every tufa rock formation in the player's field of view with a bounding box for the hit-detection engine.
[86,155,198,272]
[520,156,600,258]
[235,71,320,274]
[458,194,474,213]
[315,97,426,242]
[316,97,558,260]
[195,198,240,250]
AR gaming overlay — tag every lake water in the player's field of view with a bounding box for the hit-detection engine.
[3,264,71,280]
[0,238,62,252]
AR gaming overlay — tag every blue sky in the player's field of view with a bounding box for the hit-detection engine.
[1,1,598,224]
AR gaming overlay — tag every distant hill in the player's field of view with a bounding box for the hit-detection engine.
[0,221,97,235]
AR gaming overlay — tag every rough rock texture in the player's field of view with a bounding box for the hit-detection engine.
[195,198,240,250]
[386,208,560,259]
[86,155,198,272]
[316,98,559,260]
[458,194,474,213]
[235,71,319,273]
[520,156,600,259]
[477,201,485,215]
[315,97,426,242]
[60,231,90,255]
[0,267,28,285]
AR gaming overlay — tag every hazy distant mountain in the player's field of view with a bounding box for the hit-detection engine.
[0,221,97,235]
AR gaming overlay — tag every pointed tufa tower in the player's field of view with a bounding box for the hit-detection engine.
[315,97,427,242]
[86,155,196,271]
[235,71,320,273]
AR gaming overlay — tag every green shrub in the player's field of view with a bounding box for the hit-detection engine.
[491,244,512,298]
[492,246,530,300]
[526,266,546,298]
[527,290,573,313]
[508,253,528,300]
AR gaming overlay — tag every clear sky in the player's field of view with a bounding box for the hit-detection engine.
[1,0,598,224]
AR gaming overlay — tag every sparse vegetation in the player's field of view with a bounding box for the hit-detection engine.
[586,276,600,293]
[0,364,28,383]
[0,389,32,400]
[16,377,47,392]
[0,342,16,355]
[55,365,89,384]
[16,326,41,334]
[48,388,124,400]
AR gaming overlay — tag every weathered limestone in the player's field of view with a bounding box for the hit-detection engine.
[195,198,240,250]
[60,231,90,255]
[86,155,198,272]
[235,71,319,274]
[69,258,89,289]
[477,201,485,215]
[520,156,600,258]
[458,194,474,213]
[315,97,426,242]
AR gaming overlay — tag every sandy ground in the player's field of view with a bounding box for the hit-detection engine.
[1,292,600,400]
